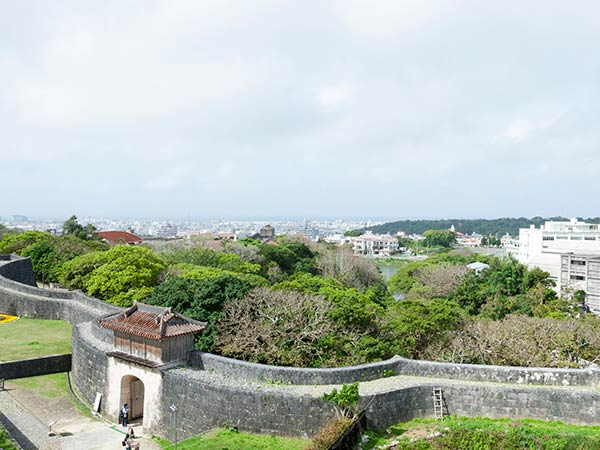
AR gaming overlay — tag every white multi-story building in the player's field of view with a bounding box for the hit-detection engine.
[559,254,600,310]
[350,232,400,256]
[517,218,600,305]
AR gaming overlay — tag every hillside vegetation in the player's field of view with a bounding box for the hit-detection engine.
[350,216,600,237]
[2,216,598,369]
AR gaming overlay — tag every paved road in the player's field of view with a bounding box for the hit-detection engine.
[0,385,161,450]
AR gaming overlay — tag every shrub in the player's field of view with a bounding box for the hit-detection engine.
[305,417,353,450]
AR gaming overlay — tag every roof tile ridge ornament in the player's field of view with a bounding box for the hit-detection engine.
[154,306,172,339]
[124,302,139,318]
[160,311,169,338]
[154,306,172,323]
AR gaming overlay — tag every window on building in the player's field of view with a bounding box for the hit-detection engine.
[543,236,555,241]
[557,236,568,240]
[571,260,587,266]
[570,275,585,281]
[585,236,596,240]
[570,236,582,240]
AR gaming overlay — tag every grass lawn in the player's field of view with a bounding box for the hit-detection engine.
[0,316,76,405]
[153,428,309,450]
[363,416,600,449]
[0,317,71,361]
[9,373,69,397]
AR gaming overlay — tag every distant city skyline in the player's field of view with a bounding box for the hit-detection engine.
[3,2,600,219]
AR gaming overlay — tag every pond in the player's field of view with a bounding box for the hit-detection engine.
[378,264,401,281]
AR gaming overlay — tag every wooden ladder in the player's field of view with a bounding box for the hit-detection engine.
[433,387,444,419]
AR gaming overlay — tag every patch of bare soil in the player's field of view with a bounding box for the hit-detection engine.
[5,381,100,434]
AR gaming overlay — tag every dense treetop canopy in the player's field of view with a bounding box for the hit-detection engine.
[2,215,597,369]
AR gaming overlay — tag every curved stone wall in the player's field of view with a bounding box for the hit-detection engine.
[189,352,404,385]
[2,254,600,439]
[71,322,112,409]
[190,351,600,388]
[0,255,36,286]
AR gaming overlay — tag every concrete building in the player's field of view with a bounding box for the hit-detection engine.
[155,223,178,238]
[517,219,600,305]
[350,232,400,256]
[259,224,275,241]
[559,254,600,310]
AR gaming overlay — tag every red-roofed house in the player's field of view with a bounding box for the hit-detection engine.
[98,231,143,246]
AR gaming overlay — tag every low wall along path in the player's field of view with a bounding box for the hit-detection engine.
[1,254,600,440]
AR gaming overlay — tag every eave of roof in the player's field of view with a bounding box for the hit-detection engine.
[99,302,206,340]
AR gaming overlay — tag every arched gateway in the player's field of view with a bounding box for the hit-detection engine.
[121,375,145,423]
[99,303,206,430]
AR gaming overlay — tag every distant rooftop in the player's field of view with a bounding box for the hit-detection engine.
[98,230,143,245]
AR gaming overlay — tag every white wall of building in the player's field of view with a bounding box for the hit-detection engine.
[517,219,600,299]
[106,357,163,434]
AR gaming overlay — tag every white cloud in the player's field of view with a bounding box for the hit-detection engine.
[499,113,562,142]
[3,1,600,219]
[316,84,354,110]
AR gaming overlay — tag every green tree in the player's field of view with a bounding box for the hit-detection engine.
[574,289,587,304]
[481,235,501,247]
[146,274,252,352]
[385,298,465,358]
[422,230,456,248]
[23,234,107,283]
[388,260,428,293]
[449,256,554,316]
[62,215,100,241]
[274,273,385,328]
[258,244,299,275]
[170,263,267,287]
[0,230,48,254]
[162,247,261,274]
[59,245,166,306]
[322,383,360,418]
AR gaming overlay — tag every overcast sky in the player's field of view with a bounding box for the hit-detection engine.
[2,1,600,221]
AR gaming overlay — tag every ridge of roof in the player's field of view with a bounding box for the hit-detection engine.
[99,302,206,340]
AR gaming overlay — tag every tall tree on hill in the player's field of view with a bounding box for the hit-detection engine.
[423,230,456,248]
[62,215,100,241]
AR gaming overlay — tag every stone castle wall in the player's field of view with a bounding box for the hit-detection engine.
[190,351,600,387]
[0,354,72,380]
[2,254,600,439]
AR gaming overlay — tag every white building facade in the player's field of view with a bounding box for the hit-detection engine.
[517,218,600,308]
[350,232,400,256]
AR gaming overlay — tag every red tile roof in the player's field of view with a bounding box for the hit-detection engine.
[99,303,206,340]
[98,231,143,245]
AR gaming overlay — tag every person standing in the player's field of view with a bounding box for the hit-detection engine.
[121,403,129,427]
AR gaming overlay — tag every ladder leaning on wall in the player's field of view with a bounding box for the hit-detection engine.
[433,387,445,419]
